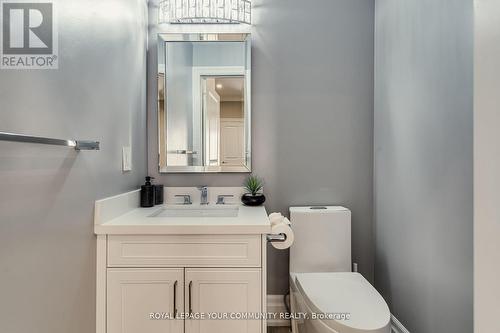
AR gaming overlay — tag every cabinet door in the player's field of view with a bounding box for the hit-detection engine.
[107,268,184,333]
[185,268,261,333]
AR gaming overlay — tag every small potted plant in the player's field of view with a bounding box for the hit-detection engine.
[241,175,266,206]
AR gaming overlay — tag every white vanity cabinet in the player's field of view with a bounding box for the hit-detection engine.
[94,189,271,333]
[97,234,267,333]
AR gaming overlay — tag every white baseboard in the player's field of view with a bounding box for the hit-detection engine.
[267,295,290,327]
[391,314,410,333]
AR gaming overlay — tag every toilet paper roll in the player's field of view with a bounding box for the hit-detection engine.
[269,212,282,220]
[270,220,294,250]
[269,212,284,226]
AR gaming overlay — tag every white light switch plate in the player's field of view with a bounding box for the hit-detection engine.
[122,146,132,171]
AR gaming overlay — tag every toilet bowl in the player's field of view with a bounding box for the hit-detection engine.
[289,207,391,333]
[289,272,391,333]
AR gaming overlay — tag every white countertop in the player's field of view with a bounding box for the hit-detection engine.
[94,189,271,235]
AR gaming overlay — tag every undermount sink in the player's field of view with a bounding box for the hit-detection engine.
[149,205,240,218]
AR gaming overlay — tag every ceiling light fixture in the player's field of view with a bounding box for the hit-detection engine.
[159,0,251,24]
[216,83,223,89]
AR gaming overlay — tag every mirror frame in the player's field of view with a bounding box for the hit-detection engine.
[157,33,252,174]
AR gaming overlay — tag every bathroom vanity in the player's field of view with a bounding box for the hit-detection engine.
[94,188,271,333]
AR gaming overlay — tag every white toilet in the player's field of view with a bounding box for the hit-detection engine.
[289,206,391,333]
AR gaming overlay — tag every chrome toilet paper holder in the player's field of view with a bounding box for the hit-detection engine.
[266,233,287,243]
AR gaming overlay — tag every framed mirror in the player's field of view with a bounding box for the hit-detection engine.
[157,33,251,173]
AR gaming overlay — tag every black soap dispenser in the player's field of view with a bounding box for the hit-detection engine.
[140,176,155,207]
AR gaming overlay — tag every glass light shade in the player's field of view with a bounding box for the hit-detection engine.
[159,0,251,24]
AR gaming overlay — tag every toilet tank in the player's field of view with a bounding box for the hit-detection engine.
[290,206,351,273]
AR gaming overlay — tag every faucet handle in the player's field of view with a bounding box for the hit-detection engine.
[175,195,192,205]
[216,195,234,205]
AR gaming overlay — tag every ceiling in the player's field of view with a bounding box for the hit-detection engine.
[215,77,244,102]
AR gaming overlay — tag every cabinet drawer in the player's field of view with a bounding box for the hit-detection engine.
[107,235,261,267]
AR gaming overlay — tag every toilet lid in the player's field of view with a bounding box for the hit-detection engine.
[295,272,390,332]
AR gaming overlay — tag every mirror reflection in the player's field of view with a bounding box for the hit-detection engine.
[158,34,251,173]
[203,76,245,167]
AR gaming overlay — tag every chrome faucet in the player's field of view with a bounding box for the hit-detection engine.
[197,186,209,205]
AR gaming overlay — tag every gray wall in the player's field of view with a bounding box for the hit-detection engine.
[374,0,473,332]
[0,0,148,332]
[148,0,375,294]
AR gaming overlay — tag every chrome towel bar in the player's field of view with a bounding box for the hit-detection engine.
[0,131,100,151]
